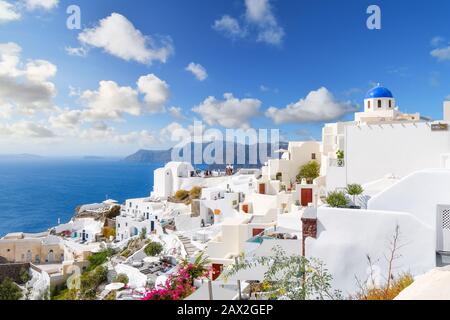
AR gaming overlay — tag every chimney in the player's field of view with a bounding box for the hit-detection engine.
[301,207,317,256]
[444,101,450,122]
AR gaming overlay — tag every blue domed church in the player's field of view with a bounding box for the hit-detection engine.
[355,84,420,122]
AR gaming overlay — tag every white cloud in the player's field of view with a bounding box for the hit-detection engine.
[49,109,82,129]
[431,45,450,62]
[213,0,284,45]
[192,93,261,129]
[137,74,170,113]
[0,120,55,138]
[0,42,57,115]
[24,0,58,11]
[245,0,284,45]
[213,15,247,39]
[265,87,358,124]
[0,1,21,23]
[80,80,141,121]
[78,13,174,65]
[65,46,88,57]
[185,62,208,81]
[431,36,445,47]
[168,106,185,120]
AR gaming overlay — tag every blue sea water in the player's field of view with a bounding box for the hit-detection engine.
[0,159,161,237]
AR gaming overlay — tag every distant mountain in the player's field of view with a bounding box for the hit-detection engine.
[123,141,288,169]
[0,153,43,160]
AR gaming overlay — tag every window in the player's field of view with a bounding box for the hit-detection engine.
[7,249,10,252]
[368,101,371,109]
[378,100,382,108]
[389,100,392,108]
[311,153,316,160]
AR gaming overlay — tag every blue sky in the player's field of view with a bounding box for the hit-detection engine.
[0,0,449,156]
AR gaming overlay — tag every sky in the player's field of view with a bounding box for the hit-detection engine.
[0,0,449,156]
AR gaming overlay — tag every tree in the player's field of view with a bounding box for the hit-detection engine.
[325,191,349,208]
[19,267,30,284]
[296,161,320,184]
[87,248,115,271]
[224,247,342,300]
[345,184,364,206]
[140,227,147,240]
[181,252,210,281]
[0,278,22,300]
[144,242,164,257]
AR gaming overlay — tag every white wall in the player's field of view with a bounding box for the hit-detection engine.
[306,207,435,296]
[368,169,450,229]
[345,122,450,185]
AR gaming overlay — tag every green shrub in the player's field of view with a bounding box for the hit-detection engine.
[80,266,107,300]
[345,184,364,205]
[325,191,349,208]
[19,267,30,284]
[0,278,22,300]
[144,242,163,257]
[296,161,320,184]
[87,248,114,271]
[113,273,129,284]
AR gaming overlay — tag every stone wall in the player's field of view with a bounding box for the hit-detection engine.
[0,262,30,284]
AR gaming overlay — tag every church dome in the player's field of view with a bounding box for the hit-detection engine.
[365,84,394,99]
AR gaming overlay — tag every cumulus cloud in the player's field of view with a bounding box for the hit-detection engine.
[23,0,58,11]
[0,42,57,115]
[213,0,284,45]
[213,15,247,39]
[0,120,55,138]
[265,87,358,124]
[185,62,208,81]
[80,80,141,121]
[0,1,21,23]
[245,0,284,45]
[137,74,170,113]
[168,106,185,120]
[49,109,82,129]
[78,13,174,65]
[192,93,261,129]
[431,45,450,62]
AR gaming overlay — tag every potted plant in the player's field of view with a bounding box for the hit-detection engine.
[345,184,364,209]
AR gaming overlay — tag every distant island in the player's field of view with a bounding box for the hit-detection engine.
[83,156,106,160]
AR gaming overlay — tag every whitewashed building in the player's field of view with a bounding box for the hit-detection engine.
[321,85,450,191]
[152,162,195,199]
[116,198,165,241]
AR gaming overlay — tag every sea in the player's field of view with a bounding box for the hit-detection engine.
[0,159,161,237]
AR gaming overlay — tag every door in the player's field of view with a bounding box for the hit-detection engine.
[301,189,313,207]
[151,221,155,232]
[252,228,265,237]
[212,264,223,281]
[259,183,266,194]
[437,205,450,252]
[242,204,249,214]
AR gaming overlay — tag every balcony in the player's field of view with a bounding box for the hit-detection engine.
[329,159,345,167]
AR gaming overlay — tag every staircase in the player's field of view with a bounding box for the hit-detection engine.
[178,234,198,258]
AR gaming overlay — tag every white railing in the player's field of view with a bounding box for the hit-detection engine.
[329,159,345,167]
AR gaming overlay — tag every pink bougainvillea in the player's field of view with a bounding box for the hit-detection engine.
[142,262,209,301]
